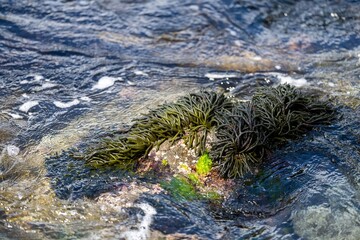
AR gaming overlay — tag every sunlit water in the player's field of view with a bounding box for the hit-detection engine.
[1,0,359,239]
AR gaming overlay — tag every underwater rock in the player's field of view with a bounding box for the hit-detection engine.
[79,84,334,178]
[292,204,360,240]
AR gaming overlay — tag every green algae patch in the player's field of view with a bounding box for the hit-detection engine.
[161,176,200,201]
[161,175,225,201]
[196,153,212,176]
[161,159,168,167]
[187,173,201,185]
[202,191,222,201]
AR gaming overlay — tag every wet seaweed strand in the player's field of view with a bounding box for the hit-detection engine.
[82,91,233,169]
[211,85,334,178]
[81,84,334,178]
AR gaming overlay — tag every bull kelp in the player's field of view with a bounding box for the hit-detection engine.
[79,84,334,178]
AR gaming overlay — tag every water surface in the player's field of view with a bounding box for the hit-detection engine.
[1,0,359,239]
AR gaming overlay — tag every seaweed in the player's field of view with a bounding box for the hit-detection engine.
[252,84,334,142]
[211,84,334,178]
[78,84,334,178]
[211,102,267,178]
[81,91,233,170]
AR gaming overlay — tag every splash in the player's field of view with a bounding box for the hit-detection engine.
[120,203,157,240]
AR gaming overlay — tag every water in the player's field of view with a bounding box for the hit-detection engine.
[1,0,359,239]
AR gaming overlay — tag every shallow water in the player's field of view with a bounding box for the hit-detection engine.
[1,0,359,239]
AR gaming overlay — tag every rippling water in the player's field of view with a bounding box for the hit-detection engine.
[1,0,359,239]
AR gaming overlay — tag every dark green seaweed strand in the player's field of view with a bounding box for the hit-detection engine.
[212,84,334,178]
[84,91,232,169]
[82,85,334,178]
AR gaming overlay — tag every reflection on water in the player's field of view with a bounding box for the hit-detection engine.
[0,0,359,239]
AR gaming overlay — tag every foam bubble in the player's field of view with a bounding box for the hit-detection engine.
[20,80,29,84]
[19,101,39,112]
[92,76,122,90]
[53,99,80,108]
[133,70,149,77]
[205,73,237,81]
[80,96,92,102]
[6,145,20,156]
[2,111,23,119]
[253,56,262,61]
[33,75,44,81]
[33,82,58,92]
[273,73,308,87]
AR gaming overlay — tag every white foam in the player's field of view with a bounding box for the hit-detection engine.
[6,145,20,156]
[189,5,199,11]
[228,29,237,36]
[19,101,39,112]
[23,74,44,84]
[234,40,242,46]
[205,73,237,81]
[120,203,157,240]
[273,73,308,87]
[127,80,136,86]
[80,96,92,102]
[33,82,58,92]
[253,56,262,61]
[34,75,44,81]
[134,70,149,77]
[2,111,23,119]
[91,76,122,90]
[53,99,80,108]
[20,80,29,84]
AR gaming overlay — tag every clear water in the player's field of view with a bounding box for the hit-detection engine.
[0,0,359,239]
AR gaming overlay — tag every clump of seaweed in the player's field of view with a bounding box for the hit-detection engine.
[79,84,334,178]
[210,102,267,178]
[211,84,334,178]
[252,84,334,141]
[82,91,233,170]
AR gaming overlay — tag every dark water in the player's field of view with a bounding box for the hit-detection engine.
[1,0,359,239]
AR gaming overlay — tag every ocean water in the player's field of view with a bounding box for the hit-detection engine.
[0,0,359,239]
